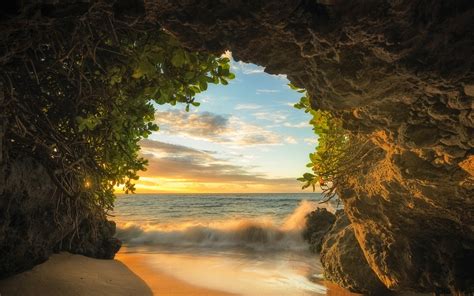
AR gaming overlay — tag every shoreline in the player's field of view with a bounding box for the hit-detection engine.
[115,251,237,296]
[0,251,431,296]
[0,250,368,296]
[0,252,233,296]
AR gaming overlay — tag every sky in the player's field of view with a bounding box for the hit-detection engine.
[135,54,318,193]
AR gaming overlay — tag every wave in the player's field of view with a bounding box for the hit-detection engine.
[116,200,333,251]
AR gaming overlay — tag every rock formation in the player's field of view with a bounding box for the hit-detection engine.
[302,208,336,253]
[0,157,120,278]
[146,0,474,294]
[316,210,390,295]
[1,0,473,294]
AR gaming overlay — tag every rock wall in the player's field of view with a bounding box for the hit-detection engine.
[0,157,120,278]
[146,0,474,293]
[302,208,336,253]
[319,210,389,295]
[0,0,472,292]
[302,208,388,294]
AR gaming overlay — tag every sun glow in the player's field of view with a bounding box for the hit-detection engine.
[112,56,320,194]
[129,175,307,193]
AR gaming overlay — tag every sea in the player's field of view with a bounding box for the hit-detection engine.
[113,193,341,296]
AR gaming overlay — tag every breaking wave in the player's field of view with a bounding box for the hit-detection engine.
[116,200,330,251]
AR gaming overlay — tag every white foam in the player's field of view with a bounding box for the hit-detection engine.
[116,200,324,251]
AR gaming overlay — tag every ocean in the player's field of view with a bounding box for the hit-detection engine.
[113,193,340,295]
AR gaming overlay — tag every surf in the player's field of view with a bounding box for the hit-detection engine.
[116,200,333,251]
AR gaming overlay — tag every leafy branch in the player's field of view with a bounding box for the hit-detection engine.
[1,1,234,216]
[291,84,350,202]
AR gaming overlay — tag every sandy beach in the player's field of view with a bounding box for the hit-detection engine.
[0,251,429,296]
[0,252,233,296]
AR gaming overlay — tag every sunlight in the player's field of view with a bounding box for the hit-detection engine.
[132,56,316,194]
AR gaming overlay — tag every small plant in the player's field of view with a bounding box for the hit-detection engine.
[290,84,349,201]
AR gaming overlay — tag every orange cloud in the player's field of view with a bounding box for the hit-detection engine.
[131,139,306,193]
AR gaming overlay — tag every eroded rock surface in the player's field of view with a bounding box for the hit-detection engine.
[147,0,474,293]
[0,158,120,278]
[302,208,336,253]
[0,0,472,293]
[320,210,390,295]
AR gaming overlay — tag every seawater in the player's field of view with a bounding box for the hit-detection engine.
[113,193,339,296]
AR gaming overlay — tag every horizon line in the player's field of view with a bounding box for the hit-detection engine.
[115,191,322,195]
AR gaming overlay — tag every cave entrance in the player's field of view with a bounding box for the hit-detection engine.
[130,55,317,194]
[111,56,334,296]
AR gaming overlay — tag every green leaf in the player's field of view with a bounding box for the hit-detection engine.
[199,79,208,91]
[171,49,186,67]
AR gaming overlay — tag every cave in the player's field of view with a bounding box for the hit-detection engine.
[1,0,473,295]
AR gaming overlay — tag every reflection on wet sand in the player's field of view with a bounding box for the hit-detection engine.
[117,248,360,296]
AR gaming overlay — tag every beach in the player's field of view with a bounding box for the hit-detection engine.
[0,251,364,296]
[0,194,357,296]
[0,252,234,296]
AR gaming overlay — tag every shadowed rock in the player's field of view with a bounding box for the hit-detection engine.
[320,211,390,295]
[1,1,473,293]
[0,158,120,278]
[302,208,336,253]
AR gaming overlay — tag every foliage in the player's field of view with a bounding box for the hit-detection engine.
[1,2,234,212]
[291,84,349,200]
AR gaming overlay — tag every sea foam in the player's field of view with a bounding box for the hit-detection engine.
[116,200,328,251]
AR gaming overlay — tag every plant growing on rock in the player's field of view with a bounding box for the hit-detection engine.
[1,2,234,214]
[292,84,350,201]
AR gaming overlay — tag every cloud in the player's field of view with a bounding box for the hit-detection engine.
[253,111,288,124]
[256,89,280,94]
[155,110,282,146]
[155,110,228,139]
[285,136,298,144]
[283,121,309,128]
[139,139,298,187]
[140,139,215,157]
[304,137,318,145]
[223,51,265,75]
[234,103,262,110]
[231,61,265,75]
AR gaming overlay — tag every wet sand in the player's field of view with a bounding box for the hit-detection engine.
[115,251,237,296]
[0,252,233,296]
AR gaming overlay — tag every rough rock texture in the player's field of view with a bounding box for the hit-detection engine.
[320,210,389,295]
[58,215,122,260]
[0,157,120,278]
[146,0,474,293]
[1,0,472,293]
[302,208,336,253]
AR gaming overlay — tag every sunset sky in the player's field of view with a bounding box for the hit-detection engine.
[135,55,318,193]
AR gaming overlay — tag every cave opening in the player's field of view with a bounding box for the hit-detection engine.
[108,57,342,295]
[1,1,473,295]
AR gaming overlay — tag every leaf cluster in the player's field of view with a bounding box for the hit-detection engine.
[1,2,234,212]
[291,84,349,201]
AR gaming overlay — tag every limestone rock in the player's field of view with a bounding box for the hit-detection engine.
[1,1,473,293]
[0,158,120,277]
[148,1,474,293]
[302,208,336,253]
[320,211,390,295]
[58,218,122,260]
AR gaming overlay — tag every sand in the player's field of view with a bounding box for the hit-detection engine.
[0,252,234,296]
[0,252,433,296]
[115,252,236,296]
